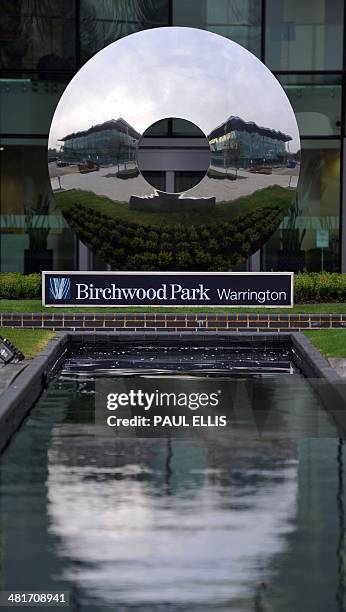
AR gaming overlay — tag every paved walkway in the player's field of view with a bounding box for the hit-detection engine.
[0,361,28,395]
[329,358,346,378]
[49,162,297,203]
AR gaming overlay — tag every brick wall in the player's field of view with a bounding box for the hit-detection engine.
[1,312,345,332]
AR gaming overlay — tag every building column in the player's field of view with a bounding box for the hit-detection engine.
[248,250,261,271]
[78,241,91,270]
[342,140,346,272]
[165,171,175,193]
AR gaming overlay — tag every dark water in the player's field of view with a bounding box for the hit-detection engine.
[0,348,345,611]
[66,343,295,375]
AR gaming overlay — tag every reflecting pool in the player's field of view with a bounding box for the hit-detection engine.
[0,353,344,611]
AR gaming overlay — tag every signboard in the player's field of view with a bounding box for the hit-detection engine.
[316,229,329,249]
[43,272,293,308]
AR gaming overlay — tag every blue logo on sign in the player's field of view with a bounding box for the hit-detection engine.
[49,277,71,300]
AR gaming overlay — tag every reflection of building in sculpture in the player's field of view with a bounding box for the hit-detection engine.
[208,116,292,169]
[59,118,140,165]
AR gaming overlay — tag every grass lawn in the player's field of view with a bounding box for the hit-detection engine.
[0,299,346,314]
[0,328,56,359]
[304,330,346,358]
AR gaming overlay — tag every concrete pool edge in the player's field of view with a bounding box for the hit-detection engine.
[0,332,69,452]
[291,333,346,434]
[0,331,344,453]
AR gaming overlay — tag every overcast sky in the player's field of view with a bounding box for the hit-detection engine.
[49,27,300,152]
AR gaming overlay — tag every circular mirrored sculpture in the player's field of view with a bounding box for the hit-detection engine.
[48,27,300,271]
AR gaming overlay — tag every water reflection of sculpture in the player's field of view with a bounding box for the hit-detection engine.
[46,396,298,609]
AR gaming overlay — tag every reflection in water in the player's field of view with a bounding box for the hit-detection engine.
[62,343,295,375]
[0,355,345,611]
[337,439,346,612]
[47,435,298,609]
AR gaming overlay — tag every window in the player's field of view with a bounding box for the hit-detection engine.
[0,79,68,135]
[263,140,340,272]
[0,144,76,272]
[173,0,262,56]
[266,0,344,70]
[277,74,342,137]
[80,0,169,63]
[0,1,76,74]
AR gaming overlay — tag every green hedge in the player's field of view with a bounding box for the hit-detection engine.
[0,273,41,299]
[294,272,346,303]
[56,187,290,271]
[0,272,346,302]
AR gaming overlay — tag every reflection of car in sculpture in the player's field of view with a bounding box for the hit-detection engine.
[78,160,100,174]
[249,166,273,175]
[286,159,297,169]
[116,167,140,180]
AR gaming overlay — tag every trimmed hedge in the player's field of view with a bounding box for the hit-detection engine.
[56,187,291,271]
[0,272,345,302]
[294,272,346,303]
[0,273,41,299]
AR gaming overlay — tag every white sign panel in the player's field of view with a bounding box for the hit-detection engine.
[316,230,329,249]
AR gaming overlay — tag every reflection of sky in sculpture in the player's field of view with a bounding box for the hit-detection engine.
[49,27,300,152]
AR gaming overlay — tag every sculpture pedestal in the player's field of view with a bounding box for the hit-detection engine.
[129,191,215,212]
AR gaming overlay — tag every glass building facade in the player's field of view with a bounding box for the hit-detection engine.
[59,119,139,165]
[1,0,345,273]
[209,116,292,168]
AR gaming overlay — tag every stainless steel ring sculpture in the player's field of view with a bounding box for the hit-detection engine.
[49,27,300,270]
